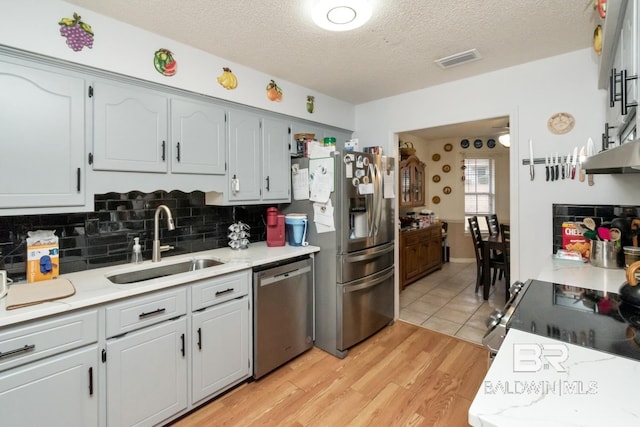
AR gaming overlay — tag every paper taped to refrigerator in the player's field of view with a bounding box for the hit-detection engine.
[383,171,395,199]
[313,201,335,233]
[292,167,309,200]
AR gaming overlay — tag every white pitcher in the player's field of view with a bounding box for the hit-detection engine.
[0,270,11,300]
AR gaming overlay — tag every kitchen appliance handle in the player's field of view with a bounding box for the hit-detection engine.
[342,267,394,293]
[342,242,394,263]
[260,265,312,286]
[373,163,383,236]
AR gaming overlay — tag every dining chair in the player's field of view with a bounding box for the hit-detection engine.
[485,214,500,238]
[469,216,502,294]
[500,223,511,302]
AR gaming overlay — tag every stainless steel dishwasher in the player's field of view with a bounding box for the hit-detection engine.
[252,255,314,379]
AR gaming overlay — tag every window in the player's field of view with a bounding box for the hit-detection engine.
[464,158,495,232]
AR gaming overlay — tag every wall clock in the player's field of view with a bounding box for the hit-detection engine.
[487,138,496,148]
[432,174,441,183]
[547,112,575,134]
[443,186,452,195]
[432,196,441,204]
[460,139,469,149]
[442,164,451,173]
[473,139,483,149]
[432,153,441,161]
[444,143,453,152]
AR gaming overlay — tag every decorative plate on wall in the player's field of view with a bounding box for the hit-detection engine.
[547,112,575,134]
[460,139,470,149]
[444,143,453,152]
[442,164,451,173]
[432,196,441,204]
[432,174,441,183]
[443,186,452,195]
[474,139,483,149]
[432,153,441,161]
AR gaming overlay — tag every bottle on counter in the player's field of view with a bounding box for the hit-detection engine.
[131,237,143,264]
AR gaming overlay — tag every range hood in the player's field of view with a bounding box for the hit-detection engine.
[582,138,640,174]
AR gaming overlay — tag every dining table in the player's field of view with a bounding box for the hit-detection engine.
[481,235,504,300]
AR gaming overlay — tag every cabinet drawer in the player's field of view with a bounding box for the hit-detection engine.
[0,309,98,372]
[192,271,250,311]
[106,288,187,338]
[403,229,427,246]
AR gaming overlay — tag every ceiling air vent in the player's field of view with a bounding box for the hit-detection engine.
[435,49,481,69]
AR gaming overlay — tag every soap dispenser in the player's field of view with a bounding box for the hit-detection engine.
[132,237,143,264]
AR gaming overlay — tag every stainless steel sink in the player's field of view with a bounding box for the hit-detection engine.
[107,258,224,284]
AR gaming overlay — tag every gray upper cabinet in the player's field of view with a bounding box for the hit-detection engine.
[0,57,85,210]
[228,109,262,202]
[92,80,169,173]
[262,117,291,201]
[170,98,226,175]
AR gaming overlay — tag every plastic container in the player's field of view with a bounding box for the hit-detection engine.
[131,237,143,264]
[285,214,308,246]
[590,240,622,269]
[623,246,640,268]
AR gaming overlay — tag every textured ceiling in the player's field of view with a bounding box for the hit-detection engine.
[66,0,599,105]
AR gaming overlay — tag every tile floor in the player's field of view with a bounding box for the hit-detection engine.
[399,260,508,345]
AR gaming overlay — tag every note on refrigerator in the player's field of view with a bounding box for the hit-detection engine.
[383,171,395,199]
[313,201,335,233]
[292,167,309,200]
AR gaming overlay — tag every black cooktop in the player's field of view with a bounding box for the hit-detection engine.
[510,280,640,362]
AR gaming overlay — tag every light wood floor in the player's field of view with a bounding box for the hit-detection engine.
[172,321,489,427]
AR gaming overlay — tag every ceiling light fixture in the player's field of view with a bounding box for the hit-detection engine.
[498,134,511,148]
[312,0,372,32]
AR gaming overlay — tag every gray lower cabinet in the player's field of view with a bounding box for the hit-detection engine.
[0,309,99,427]
[106,317,188,427]
[191,297,249,403]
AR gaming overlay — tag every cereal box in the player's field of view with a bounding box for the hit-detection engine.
[27,230,59,283]
[562,222,590,259]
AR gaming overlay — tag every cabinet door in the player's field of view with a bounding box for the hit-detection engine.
[620,0,638,118]
[0,346,98,427]
[191,297,249,404]
[106,317,187,427]
[262,117,291,201]
[228,109,261,201]
[403,244,420,281]
[170,98,226,175]
[0,59,85,208]
[93,80,168,173]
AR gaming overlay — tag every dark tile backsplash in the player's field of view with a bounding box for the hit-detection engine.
[552,204,640,253]
[0,191,272,281]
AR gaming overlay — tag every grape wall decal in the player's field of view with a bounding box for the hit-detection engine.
[59,13,94,52]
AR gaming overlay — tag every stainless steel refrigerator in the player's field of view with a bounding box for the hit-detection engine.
[286,150,395,358]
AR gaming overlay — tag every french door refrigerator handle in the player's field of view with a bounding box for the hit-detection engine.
[342,267,394,293]
[342,242,394,262]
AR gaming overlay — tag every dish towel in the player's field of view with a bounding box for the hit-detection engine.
[5,279,76,310]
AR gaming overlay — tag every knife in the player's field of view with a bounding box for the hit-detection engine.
[555,152,560,181]
[565,151,571,179]
[571,146,578,179]
[545,155,550,181]
[587,138,595,186]
[561,152,566,179]
[529,139,535,181]
[551,154,556,181]
[579,146,586,182]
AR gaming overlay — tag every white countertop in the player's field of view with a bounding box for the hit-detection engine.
[469,257,637,427]
[469,328,640,427]
[0,242,319,328]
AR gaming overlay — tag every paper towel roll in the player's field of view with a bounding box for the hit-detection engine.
[353,213,368,238]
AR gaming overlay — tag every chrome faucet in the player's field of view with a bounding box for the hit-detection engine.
[152,205,175,262]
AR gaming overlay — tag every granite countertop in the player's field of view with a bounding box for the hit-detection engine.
[0,242,319,328]
[469,256,635,426]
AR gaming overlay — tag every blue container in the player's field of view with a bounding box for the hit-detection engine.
[285,214,308,246]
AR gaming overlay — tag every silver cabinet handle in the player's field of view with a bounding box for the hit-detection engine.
[0,344,35,359]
